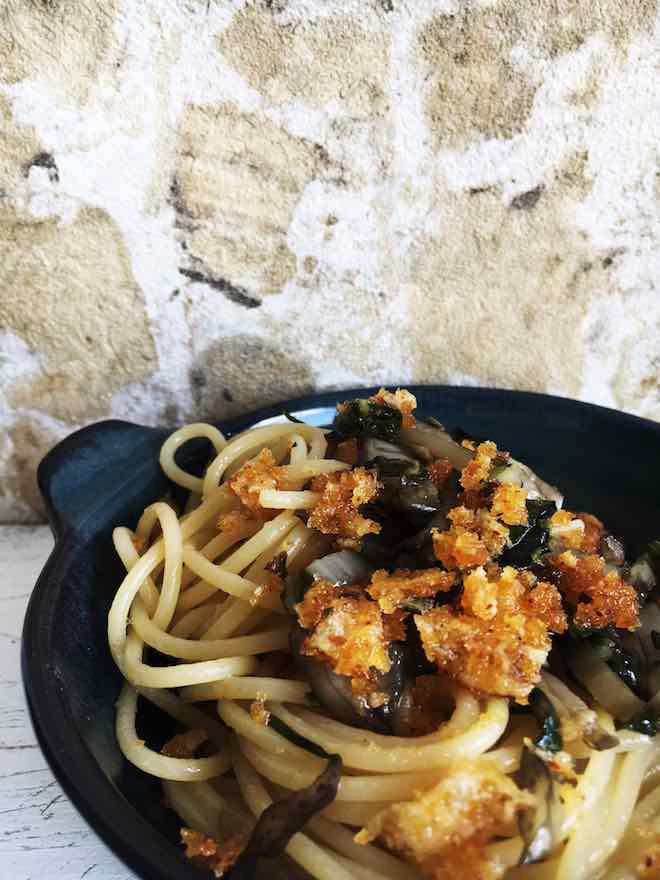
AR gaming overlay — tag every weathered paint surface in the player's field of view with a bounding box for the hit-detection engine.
[1,0,658,521]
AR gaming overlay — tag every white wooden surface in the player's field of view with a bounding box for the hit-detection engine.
[1,526,134,880]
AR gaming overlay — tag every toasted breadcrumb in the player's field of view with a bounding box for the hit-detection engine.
[227,448,294,514]
[355,760,533,880]
[250,694,270,726]
[367,567,455,614]
[459,441,497,491]
[295,583,406,691]
[308,468,382,540]
[433,507,509,571]
[576,512,605,553]
[335,438,359,465]
[433,527,489,570]
[427,458,454,491]
[251,570,284,606]
[369,388,417,427]
[550,551,639,630]
[416,566,566,702]
[181,829,244,877]
[549,509,586,550]
[161,728,208,758]
[217,508,260,533]
[294,579,342,630]
[490,484,528,526]
[461,568,499,620]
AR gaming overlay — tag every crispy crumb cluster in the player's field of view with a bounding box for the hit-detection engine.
[459,440,497,491]
[356,760,534,880]
[217,508,260,533]
[369,387,418,427]
[181,829,244,878]
[550,550,639,630]
[308,468,382,540]
[161,729,208,758]
[426,457,454,490]
[433,506,509,570]
[490,484,528,526]
[227,448,294,514]
[249,694,271,726]
[295,579,405,694]
[367,567,455,614]
[416,566,567,703]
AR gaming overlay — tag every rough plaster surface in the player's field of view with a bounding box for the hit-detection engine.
[0,0,659,522]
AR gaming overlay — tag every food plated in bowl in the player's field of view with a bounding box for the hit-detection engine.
[23,386,660,880]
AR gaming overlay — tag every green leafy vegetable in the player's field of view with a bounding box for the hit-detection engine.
[400,596,435,614]
[500,499,556,567]
[268,715,335,760]
[333,399,402,441]
[589,633,645,697]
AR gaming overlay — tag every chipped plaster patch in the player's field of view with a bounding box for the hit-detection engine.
[1,206,158,422]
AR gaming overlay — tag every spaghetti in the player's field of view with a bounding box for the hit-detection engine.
[108,390,660,879]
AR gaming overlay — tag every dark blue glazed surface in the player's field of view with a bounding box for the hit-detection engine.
[22,386,660,879]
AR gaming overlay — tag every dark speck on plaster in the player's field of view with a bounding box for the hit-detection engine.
[23,151,59,182]
[190,369,207,388]
[180,267,262,309]
[510,185,544,210]
[222,388,234,402]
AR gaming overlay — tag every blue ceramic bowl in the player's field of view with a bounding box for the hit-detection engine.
[22,386,660,879]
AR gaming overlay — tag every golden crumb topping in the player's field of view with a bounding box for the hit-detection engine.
[250,695,270,726]
[550,551,639,630]
[548,509,586,550]
[367,568,456,614]
[369,387,417,427]
[180,829,244,877]
[356,760,533,879]
[490,484,528,526]
[161,729,208,759]
[459,441,497,492]
[433,507,509,571]
[427,458,454,491]
[227,448,294,514]
[308,468,382,540]
[217,508,260,533]
[576,512,605,553]
[295,583,406,692]
[416,566,566,702]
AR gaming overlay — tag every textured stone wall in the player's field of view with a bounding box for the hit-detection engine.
[1,0,659,522]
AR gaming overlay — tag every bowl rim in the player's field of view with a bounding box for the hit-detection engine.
[21,384,660,880]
